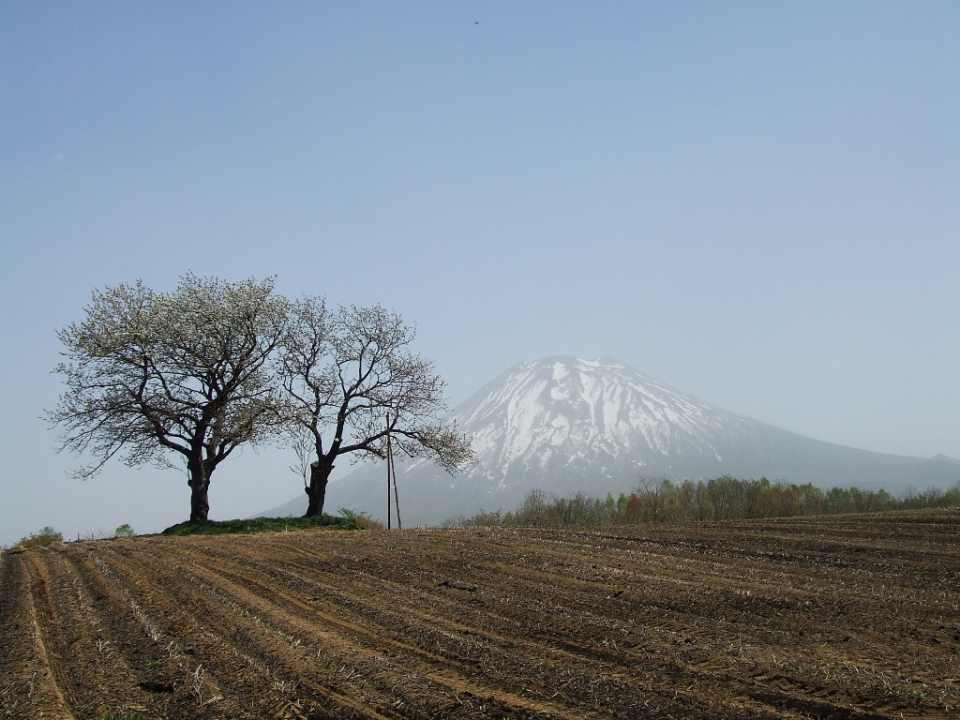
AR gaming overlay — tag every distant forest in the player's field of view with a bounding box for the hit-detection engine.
[446,476,960,528]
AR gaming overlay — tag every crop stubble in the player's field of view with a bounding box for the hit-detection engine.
[1,510,958,719]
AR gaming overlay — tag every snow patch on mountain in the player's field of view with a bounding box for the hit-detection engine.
[453,356,756,481]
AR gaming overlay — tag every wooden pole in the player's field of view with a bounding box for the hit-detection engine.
[391,436,402,530]
[386,412,392,530]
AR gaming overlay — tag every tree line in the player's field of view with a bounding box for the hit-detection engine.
[46,274,472,523]
[446,475,960,528]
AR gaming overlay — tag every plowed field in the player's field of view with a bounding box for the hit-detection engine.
[2,511,958,719]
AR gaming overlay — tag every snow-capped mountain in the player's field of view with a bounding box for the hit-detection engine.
[261,356,960,525]
[457,356,757,484]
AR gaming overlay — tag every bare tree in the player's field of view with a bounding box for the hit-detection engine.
[634,476,674,523]
[277,299,472,517]
[46,274,288,523]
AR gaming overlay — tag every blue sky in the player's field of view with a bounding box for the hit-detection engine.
[2,2,958,545]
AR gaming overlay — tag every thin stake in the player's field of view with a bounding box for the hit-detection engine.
[386,412,392,530]
[391,433,402,530]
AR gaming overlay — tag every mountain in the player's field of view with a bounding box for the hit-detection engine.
[261,356,960,525]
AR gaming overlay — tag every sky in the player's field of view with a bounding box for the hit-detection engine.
[1,1,958,546]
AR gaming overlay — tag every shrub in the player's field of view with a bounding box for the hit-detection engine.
[338,508,386,530]
[114,523,136,537]
[18,526,64,548]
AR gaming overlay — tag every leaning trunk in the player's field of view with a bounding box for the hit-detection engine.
[305,458,334,517]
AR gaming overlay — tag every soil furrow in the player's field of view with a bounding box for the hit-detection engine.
[32,547,164,720]
[0,552,74,720]
[5,511,958,719]
[127,540,614,719]
[101,538,512,719]
[137,537,821,718]
[152,537,767,717]
[19,552,85,717]
[81,543,295,719]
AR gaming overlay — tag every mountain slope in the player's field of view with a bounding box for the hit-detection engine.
[262,356,960,525]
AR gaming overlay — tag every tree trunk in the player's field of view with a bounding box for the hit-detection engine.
[187,455,212,523]
[305,458,334,517]
[189,481,210,523]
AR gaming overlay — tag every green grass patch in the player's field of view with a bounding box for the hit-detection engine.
[161,512,362,536]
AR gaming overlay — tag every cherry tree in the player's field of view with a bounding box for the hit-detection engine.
[277,298,472,516]
[47,274,287,522]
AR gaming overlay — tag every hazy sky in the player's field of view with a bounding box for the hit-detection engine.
[2,2,958,546]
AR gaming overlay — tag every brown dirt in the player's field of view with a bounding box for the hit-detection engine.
[2,510,958,719]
